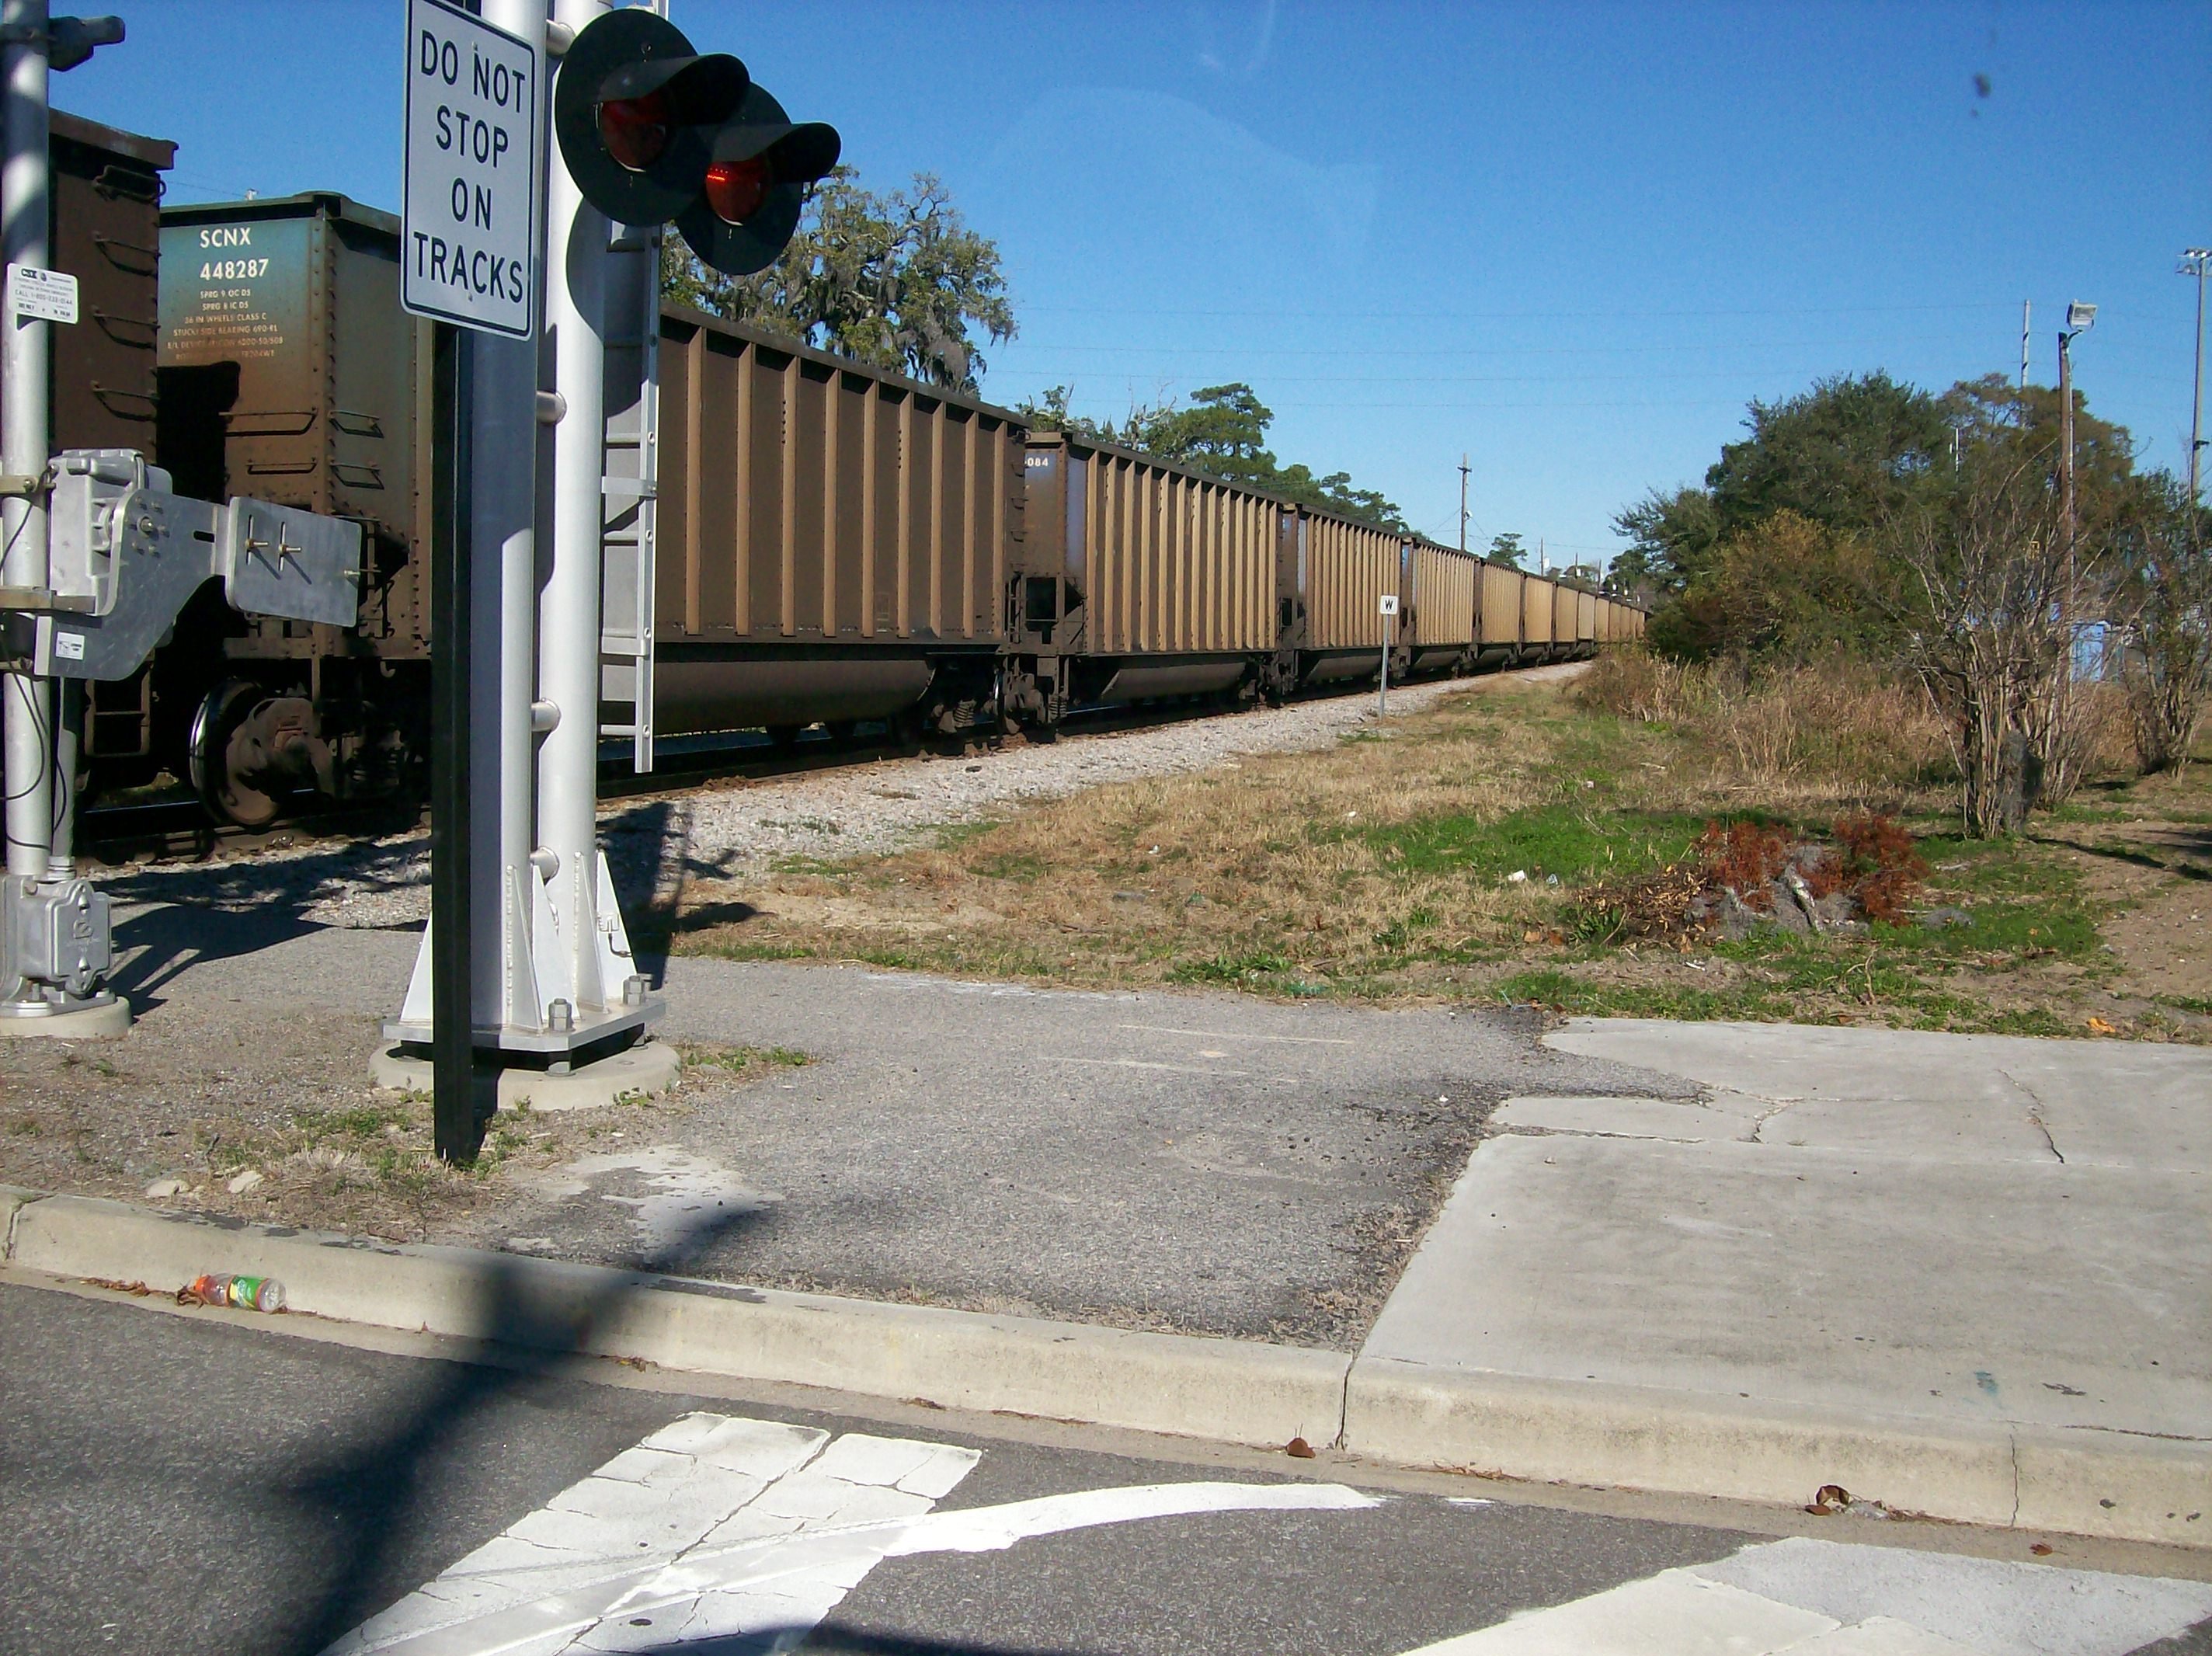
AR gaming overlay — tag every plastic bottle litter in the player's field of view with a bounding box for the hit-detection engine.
[181,1273,286,1313]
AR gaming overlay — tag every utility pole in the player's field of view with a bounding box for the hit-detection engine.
[2020,300,2031,389]
[2059,303,2096,556]
[1457,454,1470,554]
[2181,249,2209,527]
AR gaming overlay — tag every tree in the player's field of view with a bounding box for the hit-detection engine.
[1708,371,1952,541]
[1021,381,1409,534]
[2116,473,2212,774]
[1272,463,1410,534]
[1648,510,1883,663]
[1124,383,1278,489]
[1890,448,2085,836]
[1012,385,1118,445]
[663,168,1015,394]
[1614,374,1947,611]
[1488,531,1530,568]
[1612,485,1719,595]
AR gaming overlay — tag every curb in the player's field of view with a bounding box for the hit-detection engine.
[1343,1358,2210,1548]
[5,1186,2204,1548]
[0,1188,1346,1452]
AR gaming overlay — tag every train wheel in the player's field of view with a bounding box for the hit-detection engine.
[189,682,329,829]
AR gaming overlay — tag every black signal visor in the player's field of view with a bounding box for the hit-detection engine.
[555,9,746,225]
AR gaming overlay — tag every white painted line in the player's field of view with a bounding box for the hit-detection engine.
[1117,1023,1358,1045]
[1396,1571,1838,1654]
[328,1413,1379,1655]
[1395,1536,2212,1656]
[1040,1056,1256,1078]
[881,1479,1379,1557]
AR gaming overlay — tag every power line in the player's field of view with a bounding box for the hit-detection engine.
[993,330,2010,361]
[1015,300,2023,322]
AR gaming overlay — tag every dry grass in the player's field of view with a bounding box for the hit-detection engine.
[1574,649,1949,802]
[0,1030,808,1238]
[664,661,2210,1041]
[673,669,1948,998]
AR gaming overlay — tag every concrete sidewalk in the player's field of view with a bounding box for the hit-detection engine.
[1355,1019,2210,1532]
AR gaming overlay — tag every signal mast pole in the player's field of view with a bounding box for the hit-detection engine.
[1,0,53,896]
[1457,454,1469,554]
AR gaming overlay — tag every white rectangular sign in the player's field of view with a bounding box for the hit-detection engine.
[1378,593,1400,616]
[7,263,78,325]
[402,0,539,339]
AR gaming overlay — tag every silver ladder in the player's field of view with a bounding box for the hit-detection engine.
[600,225,659,774]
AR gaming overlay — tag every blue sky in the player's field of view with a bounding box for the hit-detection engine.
[57,1,2212,567]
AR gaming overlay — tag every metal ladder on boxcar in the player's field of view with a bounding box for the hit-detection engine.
[599,227,658,774]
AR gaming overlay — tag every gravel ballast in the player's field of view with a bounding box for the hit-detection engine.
[101,668,1583,929]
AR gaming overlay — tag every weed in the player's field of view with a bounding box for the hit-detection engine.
[1169,948,1293,984]
[680,1042,813,1074]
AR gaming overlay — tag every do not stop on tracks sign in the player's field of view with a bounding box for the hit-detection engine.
[402,0,540,338]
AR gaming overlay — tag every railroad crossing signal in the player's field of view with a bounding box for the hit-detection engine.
[553,8,839,276]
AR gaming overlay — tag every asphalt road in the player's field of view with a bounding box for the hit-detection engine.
[5,1279,2208,1656]
[61,913,1689,1345]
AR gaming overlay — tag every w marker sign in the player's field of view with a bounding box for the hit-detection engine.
[402,0,540,339]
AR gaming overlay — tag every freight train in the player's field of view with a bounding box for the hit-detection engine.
[49,114,1641,829]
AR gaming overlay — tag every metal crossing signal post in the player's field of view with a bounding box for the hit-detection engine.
[2,2,367,1037]
[393,0,838,1160]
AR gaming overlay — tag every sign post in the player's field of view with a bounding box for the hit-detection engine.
[400,0,541,1160]
[1378,593,1399,717]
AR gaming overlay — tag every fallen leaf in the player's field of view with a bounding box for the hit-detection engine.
[2030,1543,2054,1556]
[1285,1436,1316,1459]
[2085,1017,2116,1035]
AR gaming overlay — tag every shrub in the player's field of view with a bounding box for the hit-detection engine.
[1699,820,1791,906]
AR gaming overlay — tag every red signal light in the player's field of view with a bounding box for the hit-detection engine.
[597,91,670,172]
[704,155,772,224]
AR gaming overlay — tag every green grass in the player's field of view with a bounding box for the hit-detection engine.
[1496,957,2075,1035]
[1168,948,1293,985]
[1340,802,1711,885]
[681,1043,813,1072]
[1905,835,2103,963]
[931,820,1004,851]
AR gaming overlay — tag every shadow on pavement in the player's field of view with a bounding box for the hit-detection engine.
[278,1205,777,1655]
[109,901,326,1011]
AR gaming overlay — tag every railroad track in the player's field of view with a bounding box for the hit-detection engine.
[74,673,1466,870]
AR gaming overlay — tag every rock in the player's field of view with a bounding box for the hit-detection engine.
[1813,892,1858,930]
[1767,890,1813,935]
[225,1169,264,1195]
[1717,887,1763,941]
[144,1178,185,1199]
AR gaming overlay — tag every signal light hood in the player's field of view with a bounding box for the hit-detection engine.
[555,9,746,225]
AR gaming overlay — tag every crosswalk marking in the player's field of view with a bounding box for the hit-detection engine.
[1396,1536,2212,1656]
[327,1412,1378,1655]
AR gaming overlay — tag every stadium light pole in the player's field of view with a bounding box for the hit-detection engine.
[2181,249,2209,525]
[2057,302,2095,709]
